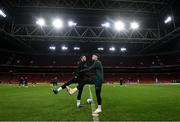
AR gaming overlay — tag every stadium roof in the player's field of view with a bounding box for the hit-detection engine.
[0,0,179,56]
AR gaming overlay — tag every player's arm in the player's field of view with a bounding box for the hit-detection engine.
[80,61,99,72]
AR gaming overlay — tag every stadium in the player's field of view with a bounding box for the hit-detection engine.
[0,0,180,121]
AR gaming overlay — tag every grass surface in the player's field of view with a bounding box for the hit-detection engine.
[0,83,180,121]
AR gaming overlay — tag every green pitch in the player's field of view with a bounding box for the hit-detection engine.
[0,83,180,121]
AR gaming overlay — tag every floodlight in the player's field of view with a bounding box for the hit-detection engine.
[120,47,127,52]
[0,9,6,18]
[74,47,80,50]
[109,47,116,51]
[98,47,104,51]
[164,16,172,24]
[101,22,110,28]
[130,22,139,30]
[53,19,63,29]
[36,18,45,26]
[114,21,125,31]
[61,45,68,51]
[49,46,56,50]
[68,21,77,26]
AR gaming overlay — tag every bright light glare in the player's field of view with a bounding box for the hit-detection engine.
[164,16,172,24]
[101,22,110,28]
[0,9,6,18]
[74,47,80,50]
[61,45,68,51]
[49,46,56,50]
[98,47,104,51]
[53,19,63,29]
[120,47,127,52]
[130,22,139,30]
[109,47,116,51]
[114,21,125,31]
[36,18,45,26]
[68,21,77,26]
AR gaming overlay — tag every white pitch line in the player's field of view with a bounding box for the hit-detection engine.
[88,85,99,122]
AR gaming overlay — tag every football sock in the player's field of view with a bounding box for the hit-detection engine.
[98,105,102,111]
[57,87,62,92]
[77,100,80,106]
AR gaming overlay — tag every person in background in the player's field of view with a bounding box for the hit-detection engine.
[120,78,123,85]
[19,77,24,86]
[24,77,28,86]
[51,76,58,86]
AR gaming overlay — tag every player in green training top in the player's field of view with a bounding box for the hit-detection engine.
[67,53,104,116]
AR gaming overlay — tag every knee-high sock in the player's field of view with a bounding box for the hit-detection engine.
[95,87,102,105]
[77,100,80,106]
[57,87,62,92]
[77,87,83,100]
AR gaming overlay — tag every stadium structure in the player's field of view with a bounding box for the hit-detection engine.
[0,0,180,121]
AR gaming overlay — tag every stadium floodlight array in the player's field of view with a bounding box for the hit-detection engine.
[61,45,68,51]
[49,46,56,50]
[35,18,140,31]
[74,47,80,50]
[36,18,77,28]
[48,46,127,52]
[36,18,45,26]
[0,9,6,18]
[68,21,77,27]
[97,47,127,52]
[101,21,140,31]
[52,19,63,29]
[164,16,172,24]
[98,47,104,51]
[109,47,116,52]
[101,22,110,28]
[34,17,141,31]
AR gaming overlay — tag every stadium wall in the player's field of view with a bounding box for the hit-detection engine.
[0,72,180,84]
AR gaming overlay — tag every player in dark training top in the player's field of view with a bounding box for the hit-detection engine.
[52,55,88,107]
